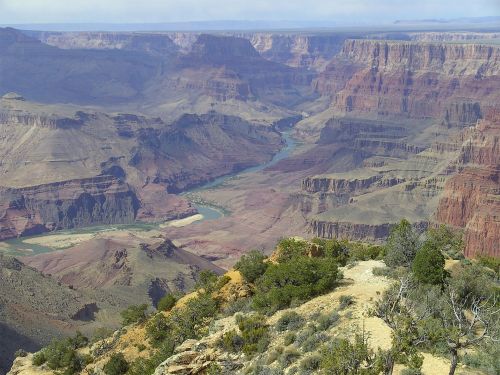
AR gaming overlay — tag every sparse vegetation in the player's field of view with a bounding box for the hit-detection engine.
[120,304,148,326]
[299,353,322,372]
[275,311,304,332]
[317,311,340,331]
[103,353,129,375]
[320,332,381,374]
[31,332,91,374]
[339,295,355,309]
[279,347,301,367]
[157,293,176,311]
[236,314,270,356]
[218,329,244,353]
[28,227,498,375]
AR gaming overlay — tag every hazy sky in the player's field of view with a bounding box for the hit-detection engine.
[0,0,498,25]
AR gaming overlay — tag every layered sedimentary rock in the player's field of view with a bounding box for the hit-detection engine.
[0,176,139,240]
[34,31,179,56]
[436,108,500,257]
[0,93,284,239]
[130,112,283,192]
[302,174,405,194]
[245,33,351,71]
[317,39,500,119]
[150,34,314,105]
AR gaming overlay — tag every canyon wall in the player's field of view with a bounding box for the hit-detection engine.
[317,39,500,119]
[436,108,500,257]
[0,176,139,240]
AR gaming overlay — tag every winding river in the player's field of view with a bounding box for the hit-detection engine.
[185,130,297,221]
[1,131,297,256]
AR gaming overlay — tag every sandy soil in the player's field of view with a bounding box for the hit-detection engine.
[267,260,463,375]
[160,214,204,228]
[23,233,96,249]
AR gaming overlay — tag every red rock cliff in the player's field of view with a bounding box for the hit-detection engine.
[436,108,500,257]
[317,39,500,119]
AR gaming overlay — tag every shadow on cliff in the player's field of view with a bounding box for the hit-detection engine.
[0,322,40,375]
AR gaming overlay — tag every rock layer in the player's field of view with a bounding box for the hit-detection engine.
[436,108,500,257]
[0,176,139,240]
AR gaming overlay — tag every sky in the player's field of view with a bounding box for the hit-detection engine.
[0,0,498,25]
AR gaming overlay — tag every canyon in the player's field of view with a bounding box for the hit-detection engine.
[0,25,499,373]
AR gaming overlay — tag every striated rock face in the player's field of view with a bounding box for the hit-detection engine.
[35,31,179,56]
[317,39,500,119]
[0,176,139,240]
[246,33,350,71]
[160,34,314,104]
[310,220,394,241]
[0,109,84,129]
[130,112,283,192]
[436,108,500,257]
[302,174,404,194]
[310,220,428,241]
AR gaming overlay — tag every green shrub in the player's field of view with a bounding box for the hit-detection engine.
[216,275,231,289]
[425,225,464,260]
[317,311,340,331]
[477,256,500,275]
[252,256,339,313]
[146,313,172,346]
[120,304,148,326]
[195,270,219,292]
[222,297,253,316]
[275,238,309,262]
[300,353,322,371]
[283,332,296,346]
[320,333,378,374]
[207,362,223,374]
[463,340,500,375]
[348,242,384,261]
[412,243,446,285]
[384,219,420,268]
[32,332,91,374]
[219,330,244,353]
[279,347,301,367]
[301,333,327,352]
[236,314,270,356]
[311,238,349,265]
[275,311,304,332]
[32,351,47,366]
[339,295,354,310]
[449,262,497,302]
[157,294,176,311]
[295,325,317,346]
[103,353,129,375]
[235,250,268,283]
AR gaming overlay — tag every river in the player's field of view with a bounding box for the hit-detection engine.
[185,130,296,220]
[0,131,297,256]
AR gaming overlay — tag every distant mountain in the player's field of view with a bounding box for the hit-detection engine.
[394,16,500,25]
[0,20,338,32]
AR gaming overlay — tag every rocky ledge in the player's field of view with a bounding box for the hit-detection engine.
[0,175,139,240]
